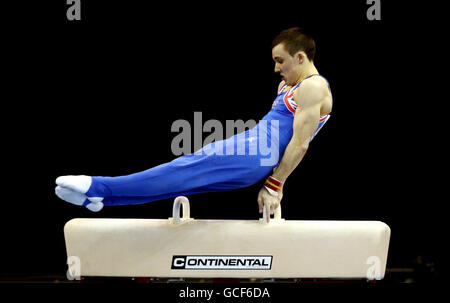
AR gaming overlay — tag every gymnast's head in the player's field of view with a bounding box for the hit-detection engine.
[272,27,316,86]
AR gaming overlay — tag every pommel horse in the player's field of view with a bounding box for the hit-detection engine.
[64,196,390,282]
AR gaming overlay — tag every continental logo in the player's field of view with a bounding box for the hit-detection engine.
[171,255,272,270]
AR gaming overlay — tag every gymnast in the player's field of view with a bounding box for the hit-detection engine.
[55,27,333,215]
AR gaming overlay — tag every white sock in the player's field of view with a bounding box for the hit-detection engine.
[55,175,92,194]
[55,186,85,205]
[85,201,104,212]
[55,186,104,212]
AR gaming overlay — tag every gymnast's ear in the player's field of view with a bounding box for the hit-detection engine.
[295,51,307,64]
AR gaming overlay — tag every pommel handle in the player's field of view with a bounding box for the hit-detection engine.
[170,196,191,224]
[261,204,283,224]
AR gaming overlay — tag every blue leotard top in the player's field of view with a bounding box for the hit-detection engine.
[256,74,332,164]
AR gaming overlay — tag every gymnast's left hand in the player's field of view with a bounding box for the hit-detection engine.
[257,186,283,215]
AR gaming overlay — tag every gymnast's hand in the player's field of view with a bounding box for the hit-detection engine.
[257,186,282,215]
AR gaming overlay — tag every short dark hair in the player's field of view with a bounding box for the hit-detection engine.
[272,27,316,62]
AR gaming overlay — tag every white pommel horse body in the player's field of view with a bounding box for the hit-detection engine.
[64,196,391,280]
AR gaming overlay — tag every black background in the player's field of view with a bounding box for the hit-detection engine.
[1,0,445,290]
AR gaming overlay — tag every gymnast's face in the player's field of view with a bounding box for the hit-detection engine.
[272,43,305,86]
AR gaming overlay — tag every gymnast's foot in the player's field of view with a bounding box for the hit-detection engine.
[55,175,92,194]
[55,186,104,212]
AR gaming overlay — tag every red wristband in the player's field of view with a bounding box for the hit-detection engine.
[264,176,283,196]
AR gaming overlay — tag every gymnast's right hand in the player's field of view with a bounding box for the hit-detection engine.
[55,175,104,212]
[257,187,281,215]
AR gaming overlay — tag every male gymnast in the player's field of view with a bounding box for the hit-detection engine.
[55,27,333,215]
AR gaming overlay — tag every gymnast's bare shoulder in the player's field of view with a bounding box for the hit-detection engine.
[294,76,332,116]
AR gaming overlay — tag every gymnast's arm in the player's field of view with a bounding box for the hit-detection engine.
[257,79,326,213]
[271,79,326,185]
